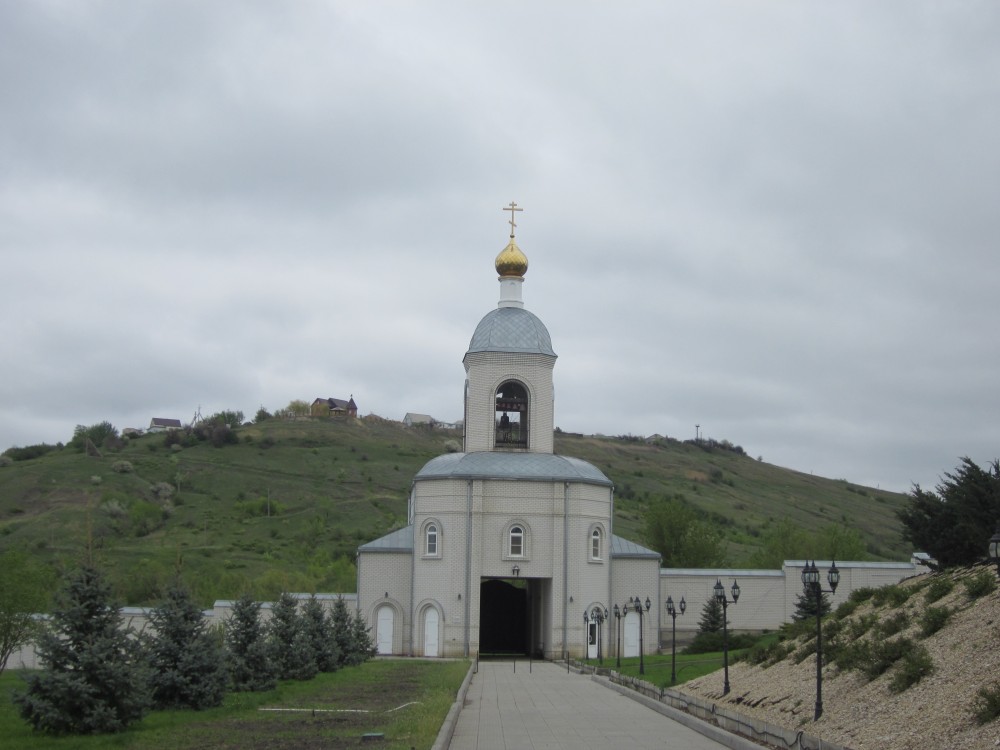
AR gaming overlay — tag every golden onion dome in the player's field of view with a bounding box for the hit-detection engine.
[495,237,529,277]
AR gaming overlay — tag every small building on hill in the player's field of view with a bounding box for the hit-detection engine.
[148,417,182,432]
[403,412,434,427]
[311,396,358,418]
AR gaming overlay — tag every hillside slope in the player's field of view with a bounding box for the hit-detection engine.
[0,418,911,606]
[681,566,1000,750]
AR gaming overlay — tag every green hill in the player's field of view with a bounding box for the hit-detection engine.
[0,418,911,607]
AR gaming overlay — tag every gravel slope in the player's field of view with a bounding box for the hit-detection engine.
[680,567,1000,750]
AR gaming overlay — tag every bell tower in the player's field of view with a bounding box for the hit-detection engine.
[463,203,556,454]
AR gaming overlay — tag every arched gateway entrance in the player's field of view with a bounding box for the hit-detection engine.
[479,578,536,655]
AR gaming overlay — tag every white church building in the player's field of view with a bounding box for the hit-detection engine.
[356,209,662,660]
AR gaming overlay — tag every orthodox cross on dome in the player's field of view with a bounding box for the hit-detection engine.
[502,201,523,238]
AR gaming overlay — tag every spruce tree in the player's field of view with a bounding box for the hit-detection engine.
[225,594,276,692]
[302,596,339,672]
[268,593,317,681]
[330,597,353,668]
[792,588,831,622]
[14,566,149,734]
[345,609,374,666]
[147,582,227,710]
[697,595,725,634]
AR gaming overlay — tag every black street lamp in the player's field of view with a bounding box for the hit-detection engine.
[988,525,1000,576]
[801,560,840,721]
[713,578,740,695]
[583,610,589,661]
[629,595,652,675]
[665,595,687,686]
[612,603,623,669]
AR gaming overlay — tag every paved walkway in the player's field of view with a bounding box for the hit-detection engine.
[448,661,735,749]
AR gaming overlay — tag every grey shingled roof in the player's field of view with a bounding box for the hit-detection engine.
[358,525,413,552]
[415,452,612,486]
[611,535,661,559]
[467,307,556,356]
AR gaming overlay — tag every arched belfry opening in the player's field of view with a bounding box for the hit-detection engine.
[495,381,528,448]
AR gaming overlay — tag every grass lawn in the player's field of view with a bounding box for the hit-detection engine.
[0,659,469,750]
[586,649,749,689]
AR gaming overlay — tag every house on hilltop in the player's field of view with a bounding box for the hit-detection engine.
[403,412,434,427]
[311,396,358,418]
[148,417,182,432]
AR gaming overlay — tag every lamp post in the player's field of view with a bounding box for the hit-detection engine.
[713,578,740,695]
[583,610,589,661]
[630,595,652,675]
[801,560,840,721]
[665,595,686,686]
[988,525,1000,576]
[612,603,623,669]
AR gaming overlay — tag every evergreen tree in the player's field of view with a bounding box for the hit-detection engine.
[14,566,149,734]
[898,457,1000,568]
[302,596,339,672]
[330,597,353,668]
[792,587,832,622]
[146,582,227,710]
[697,595,725,634]
[268,593,317,681]
[225,594,275,692]
[345,609,374,666]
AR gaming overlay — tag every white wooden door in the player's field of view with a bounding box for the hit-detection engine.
[376,606,394,655]
[623,616,639,657]
[587,621,598,658]
[424,608,439,657]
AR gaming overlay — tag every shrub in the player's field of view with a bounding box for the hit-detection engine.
[890,644,933,693]
[3,443,58,462]
[919,606,951,637]
[833,599,860,619]
[872,585,911,608]
[845,613,878,640]
[923,577,954,604]
[863,637,914,680]
[684,631,757,654]
[973,683,1000,725]
[111,460,133,474]
[236,497,284,518]
[963,570,997,599]
[877,611,910,638]
[151,482,175,501]
[742,640,792,667]
[849,587,877,604]
[129,500,165,537]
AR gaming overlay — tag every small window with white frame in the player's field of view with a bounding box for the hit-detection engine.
[422,520,441,558]
[509,525,524,557]
[591,527,603,560]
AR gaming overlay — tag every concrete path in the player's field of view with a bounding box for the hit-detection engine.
[448,661,736,749]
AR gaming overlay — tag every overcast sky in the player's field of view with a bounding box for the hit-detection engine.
[2,1,998,494]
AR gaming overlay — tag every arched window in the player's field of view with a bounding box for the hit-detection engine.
[509,525,524,557]
[495,381,528,448]
[591,528,602,560]
[426,524,438,556]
